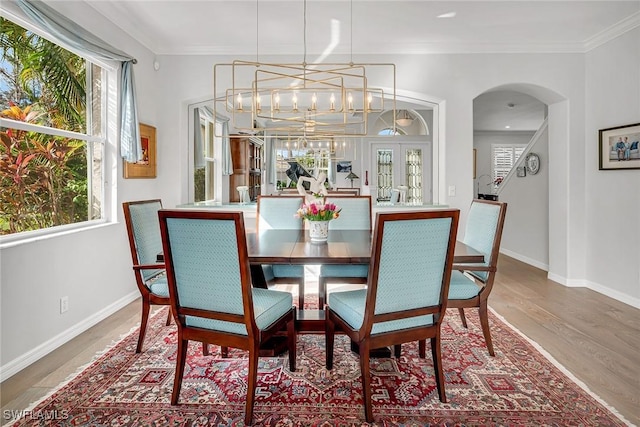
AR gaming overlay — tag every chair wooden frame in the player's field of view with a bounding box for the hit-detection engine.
[123,199,172,353]
[318,195,372,308]
[446,199,507,357]
[159,210,297,425]
[257,195,306,307]
[325,210,459,423]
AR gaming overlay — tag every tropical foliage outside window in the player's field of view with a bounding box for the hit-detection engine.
[0,18,105,236]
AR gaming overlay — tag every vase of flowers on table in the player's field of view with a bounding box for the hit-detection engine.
[295,199,341,243]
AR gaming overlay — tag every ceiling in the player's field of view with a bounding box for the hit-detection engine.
[83,0,638,131]
[85,1,640,56]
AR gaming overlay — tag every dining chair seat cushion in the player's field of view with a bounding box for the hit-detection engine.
[272,264,305,278]
[329,289,434,335]
[319,264,368,278]
[147,277,169,297]
[448,271,481,300]
[185,288,293,335]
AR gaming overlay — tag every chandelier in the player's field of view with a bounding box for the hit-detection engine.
[213,0,396,138]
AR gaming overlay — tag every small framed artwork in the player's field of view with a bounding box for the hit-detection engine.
[336,161,352,173]
[598,123,640,170]
[124,123,157,178]
[516,166,526,177]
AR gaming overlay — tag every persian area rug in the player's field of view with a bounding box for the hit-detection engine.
[9,301,629,426]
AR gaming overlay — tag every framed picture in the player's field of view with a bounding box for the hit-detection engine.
[124,123,157,178]
[598,123,640,170]
[516,166,526,177]
[336,161,352,173]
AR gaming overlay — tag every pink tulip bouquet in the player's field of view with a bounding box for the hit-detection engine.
[295,201,341,222]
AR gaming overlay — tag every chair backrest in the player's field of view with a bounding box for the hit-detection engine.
[257,195,305,231]
[462,199,508,282]
[324,195,372,230]
[363,210,459,334]
[123,199,164,282]
[158,210,257,336]
[332,188,360,195]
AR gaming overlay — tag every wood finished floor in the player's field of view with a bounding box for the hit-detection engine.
[1,256,638,426]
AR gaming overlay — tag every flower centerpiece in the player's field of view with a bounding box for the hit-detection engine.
[295,199,341,243]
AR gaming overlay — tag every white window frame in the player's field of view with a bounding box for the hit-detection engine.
[0,15,116,245]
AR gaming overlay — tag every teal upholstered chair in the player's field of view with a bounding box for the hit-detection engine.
[257,195,306,307]
[123,200,173,353]
[159,209,296,426]
[124,200,212,355]
[446,199,507,356]
[325,210,459,423]
[318,195,372,307]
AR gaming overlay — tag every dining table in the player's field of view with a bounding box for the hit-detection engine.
[243,229,484,332]
[158,228,484,355]
[158,228,483,330]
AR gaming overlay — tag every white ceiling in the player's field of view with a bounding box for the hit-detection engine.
[85,1,640,56]
[82,0,638,131]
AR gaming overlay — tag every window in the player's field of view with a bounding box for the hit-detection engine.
[192,105,219,202]
[491,144,525,189]
[0,18,107,236]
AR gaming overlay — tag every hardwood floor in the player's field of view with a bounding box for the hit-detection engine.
[1,256,638,426]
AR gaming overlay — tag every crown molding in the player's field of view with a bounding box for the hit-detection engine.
[584,11,640,52]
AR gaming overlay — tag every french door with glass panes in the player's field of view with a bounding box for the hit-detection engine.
[371,142,429,204]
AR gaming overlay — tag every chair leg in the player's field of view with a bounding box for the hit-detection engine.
[325,309,335,370]
[430,334,447,403]
[288,309,297,371]
[318,277,327,308]
[418,340,426,358]
[478,300,495,356]
[359,340,374,423]
[394,344,401,358]
[171,337,188,405]
[137,298,151,353]
[221,346,229,358]
[458,308,468,328]
[165,309,172,326]
[244,345,259,426]
[202,342,209,356]
[298,278,305,309]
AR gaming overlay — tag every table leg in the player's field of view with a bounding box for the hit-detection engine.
[250,264,268,289]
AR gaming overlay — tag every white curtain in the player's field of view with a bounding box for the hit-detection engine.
[12,0,142,162]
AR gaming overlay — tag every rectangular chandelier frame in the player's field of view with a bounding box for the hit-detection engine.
[214,60,396,137]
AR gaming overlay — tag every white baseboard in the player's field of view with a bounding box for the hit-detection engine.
[502,251,639,310]
[0,291,139,381]
[499,248,549,271]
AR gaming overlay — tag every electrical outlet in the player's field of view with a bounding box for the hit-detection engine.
[60,296,69,314]
[448,185,456,197]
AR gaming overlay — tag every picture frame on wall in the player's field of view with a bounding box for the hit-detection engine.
[124,123,157,178]
[598,123,640,170]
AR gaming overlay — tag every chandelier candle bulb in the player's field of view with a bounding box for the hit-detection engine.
[274,92,280,112]
[330,93,335,111]
[236,93,243,111]
[292,93,298,111]
[255,94,261,112]
[311,93,317,110]
[347,92,354,111]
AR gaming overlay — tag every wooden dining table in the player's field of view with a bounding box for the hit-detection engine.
[244,229,484,332]
[158,228,484,355]
[158,229,484,332]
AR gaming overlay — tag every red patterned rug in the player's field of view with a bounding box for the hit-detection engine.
[8,300,630,426]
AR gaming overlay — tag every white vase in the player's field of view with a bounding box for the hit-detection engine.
[308,220,330,243]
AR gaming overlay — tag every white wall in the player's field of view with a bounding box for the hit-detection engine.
[496,128,550,270]
[584,28,640,304]
[2,7,639,380]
